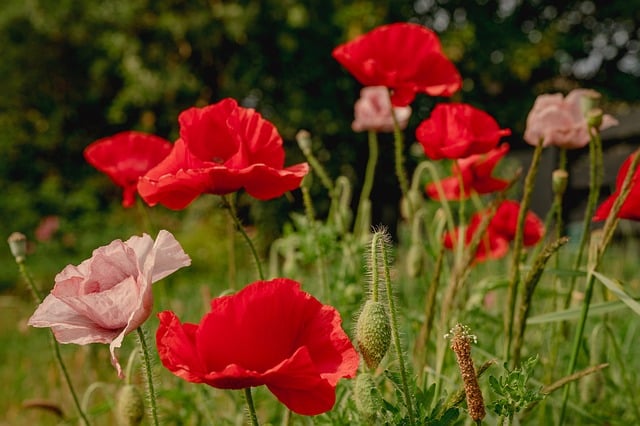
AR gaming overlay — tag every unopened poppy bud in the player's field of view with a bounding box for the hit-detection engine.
[356,300,391,370]
[296,129,313,154]
[115,384,145,426]
[586,108,604,128]
[354,372,383,421]
[7,232,27,263]
[552,169,569,195]
[400,189,423,220]
[406,243,423,278]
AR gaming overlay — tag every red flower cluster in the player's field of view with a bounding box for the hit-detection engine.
[416,103,511,160]
[444,201,544,262]
[138,99,309,209]
[156,278,359,416]
[426,143,510,201]
[332,23,462,106]
[84,131,173,208]
[594,152,640,221]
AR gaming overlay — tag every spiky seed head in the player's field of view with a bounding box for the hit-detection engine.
[354,372,383,421]
[115,384,145,426]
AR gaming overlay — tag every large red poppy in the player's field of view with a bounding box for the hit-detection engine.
[593,153,640,221]
[84,131,173,207]
[443,201,544,262]
[332,23,462,106]
[138,98,309,210]
[416,103,511,160]
[426,143,510,200]
[156,278,359,416]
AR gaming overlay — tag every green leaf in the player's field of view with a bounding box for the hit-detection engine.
[591,270,640,316]
[526,299,631,325]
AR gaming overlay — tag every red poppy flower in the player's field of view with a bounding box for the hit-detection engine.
[156,278,359,416]
[416,103,511,160]
[332,23,462,106]
[426,143,510,200]
[138,98,309,210]
[84,131,173,207]
[443,200,544,262]
[594,153,640,221]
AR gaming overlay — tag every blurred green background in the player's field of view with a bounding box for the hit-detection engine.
[2,0,639,289]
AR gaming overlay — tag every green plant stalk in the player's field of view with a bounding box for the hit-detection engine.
[16,260,92,426]
[562,130,603,312]
[301,183,330,302]
[558,147,640,423]
[354,130,379,239]
[504,138,544,364]
[413,161,457,237]
[512,237,569,365]
[389,92,410,199]
[221,195,265,281]
[370,232,381,302]
[377,232,416,425]
[244,388,260,426]
[136,327,159,426]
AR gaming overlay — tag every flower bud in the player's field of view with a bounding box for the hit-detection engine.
[586,108,604,128]
[579,90,601,117]
[552,169,569,196]
[115,384,145,426]
[356,300,391,370]
[354,372,383,421]
[7,232,27,263]
[295,129,312,154]
[406,243,423,278]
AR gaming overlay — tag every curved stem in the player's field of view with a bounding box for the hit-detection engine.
[376,231,416,425]
[244,388,260,426]
[221,195,265,281]
[136,327,159,426]
[16,260,91,426]
[389,91,410,199]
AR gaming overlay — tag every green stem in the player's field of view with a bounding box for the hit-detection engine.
[244,388,260,426]
[559,147,640,423]
[136,327,159,426]
[355,130,379,239]
[301,183,330,301]
[389,91,410,199]
[376,232,416,425]
[17,261,91,426]
[504,138,544,364]
[221,195,265,281]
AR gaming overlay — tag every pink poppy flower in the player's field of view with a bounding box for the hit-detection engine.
[138,98,309,210]
[594,152,640,221]
[84,131,173,207]
[156,278,359,416]
[426,143,510,200]
[416,103,511,160]
[332,23,462,106]
[28,230,191,377]
[524,89,618,149]
[351,86,412,132]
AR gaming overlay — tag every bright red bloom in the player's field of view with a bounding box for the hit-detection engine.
[444,201,544,262]
[84,131,173,207]
[416,103,511,160]
[594,153,640,221]
[156,278,359,416]
[426,143,510,200]
[138,98,309,210]
[332,23,462,106]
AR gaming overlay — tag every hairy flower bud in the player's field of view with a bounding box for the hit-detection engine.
[115,384,145,426]
[7,232,27,263]
[356,300,391,370]
[354,372,383,421]
[552,169,569,196]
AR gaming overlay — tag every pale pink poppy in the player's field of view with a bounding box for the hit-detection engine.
[351,86,412,133]
[28,230,191,377]
[524,89,618,149]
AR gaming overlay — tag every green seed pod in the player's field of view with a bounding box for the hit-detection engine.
[356,300,391,370]
[354,372,383,422]
[115,384,145,426]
